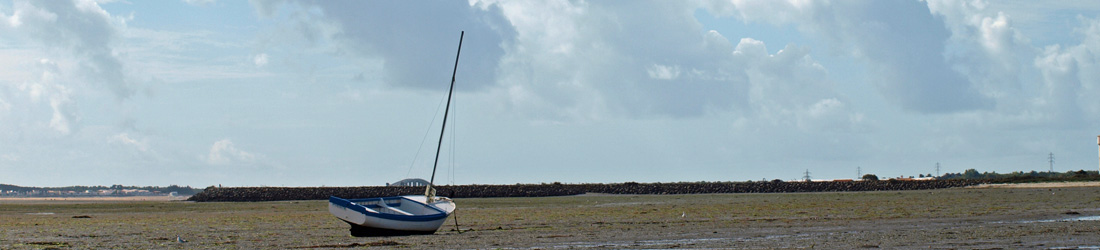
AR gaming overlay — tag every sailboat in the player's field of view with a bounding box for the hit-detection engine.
[329,31,464,237]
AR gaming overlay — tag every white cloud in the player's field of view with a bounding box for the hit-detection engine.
[110,133,148,152]
[797,98,866,133]
[47,87,72,135]
[0,153,17,162]
[253,1,512,92]
[467,1,859,126]
[249,0,289,18]
[205,139,257,165]
[1,0,139,136]
[807,98,843,118]
[5,0,135,100]
[118,28,270,83]
[15,58,77,135]
[487,1,759,119]
[337,85,362,102]
[921,0,1100,129]
[0,96,10,113]
[183,0,216,7]
[716,0,1094,127]
[714,0,990,113]
[646,64,681,80]
[253,53,268,67]
[249,1,859,124]
[927,0,1034,105]
[0,48,37,80]
[1031,17,1100,125]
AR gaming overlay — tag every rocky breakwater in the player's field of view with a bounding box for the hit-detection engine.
[188,179,988,202]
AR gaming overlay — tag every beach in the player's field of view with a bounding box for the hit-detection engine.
[2,185,1098,249]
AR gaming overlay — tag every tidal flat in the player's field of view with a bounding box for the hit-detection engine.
[2,186,1098,249]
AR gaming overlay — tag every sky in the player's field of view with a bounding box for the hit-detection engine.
[1,0,1099,187]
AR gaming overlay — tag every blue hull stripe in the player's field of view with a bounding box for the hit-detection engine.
[329,196,448,222]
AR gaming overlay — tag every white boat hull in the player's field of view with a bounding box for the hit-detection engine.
[329,195,455,236]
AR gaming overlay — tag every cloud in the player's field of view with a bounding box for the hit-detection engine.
[118,28,270,83]
[17,58,78,135]
[204,139,257,165]
[0,153,17,162]
[1031,17,1100,126]
[47,89,72,134]
[253,53,268,67]
[183,0,216,7]
[337,85,362,102]
[732,38,867,134]
[922,0,1099,128]
[1,0,139,136]
[646,64,681,80]
[0,95,10,113]
[927,0,1034,105]
[468,1,858,124]
[238,1,863,125]
[252,1,513,92]
[245,1,860,123]
[249,0,288,18]
[110,133,148,152]
[713,0,990,113]
[485,1,755,119]
[4,0,135,100]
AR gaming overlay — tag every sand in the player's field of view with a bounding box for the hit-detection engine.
[1,186,1098,249]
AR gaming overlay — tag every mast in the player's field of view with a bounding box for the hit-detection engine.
[427,31,464,202]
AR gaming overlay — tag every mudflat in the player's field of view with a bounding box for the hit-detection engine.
[2,186,1098,249]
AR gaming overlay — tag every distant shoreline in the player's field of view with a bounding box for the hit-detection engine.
[0,196,190,202]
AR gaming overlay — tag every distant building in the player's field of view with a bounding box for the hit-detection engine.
[388,178,431,187]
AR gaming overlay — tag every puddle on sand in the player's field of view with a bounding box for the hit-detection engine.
[1015,215,1100,224]
[25,212,55,215]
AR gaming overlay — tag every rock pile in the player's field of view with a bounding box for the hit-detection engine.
[187,179,988,202]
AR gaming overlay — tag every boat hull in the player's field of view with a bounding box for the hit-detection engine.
[328,195,455,236]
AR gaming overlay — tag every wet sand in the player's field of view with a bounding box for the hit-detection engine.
[1,186,1098,249]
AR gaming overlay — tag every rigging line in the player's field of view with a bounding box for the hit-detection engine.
[405,93,450,178]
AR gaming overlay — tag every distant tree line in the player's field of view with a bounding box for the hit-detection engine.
[0,184,200,195]
[855,169,1100,183]
[937,169,1100,183]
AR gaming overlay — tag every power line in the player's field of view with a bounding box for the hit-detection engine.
[803,169,811,182]
[936,162,940,177]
